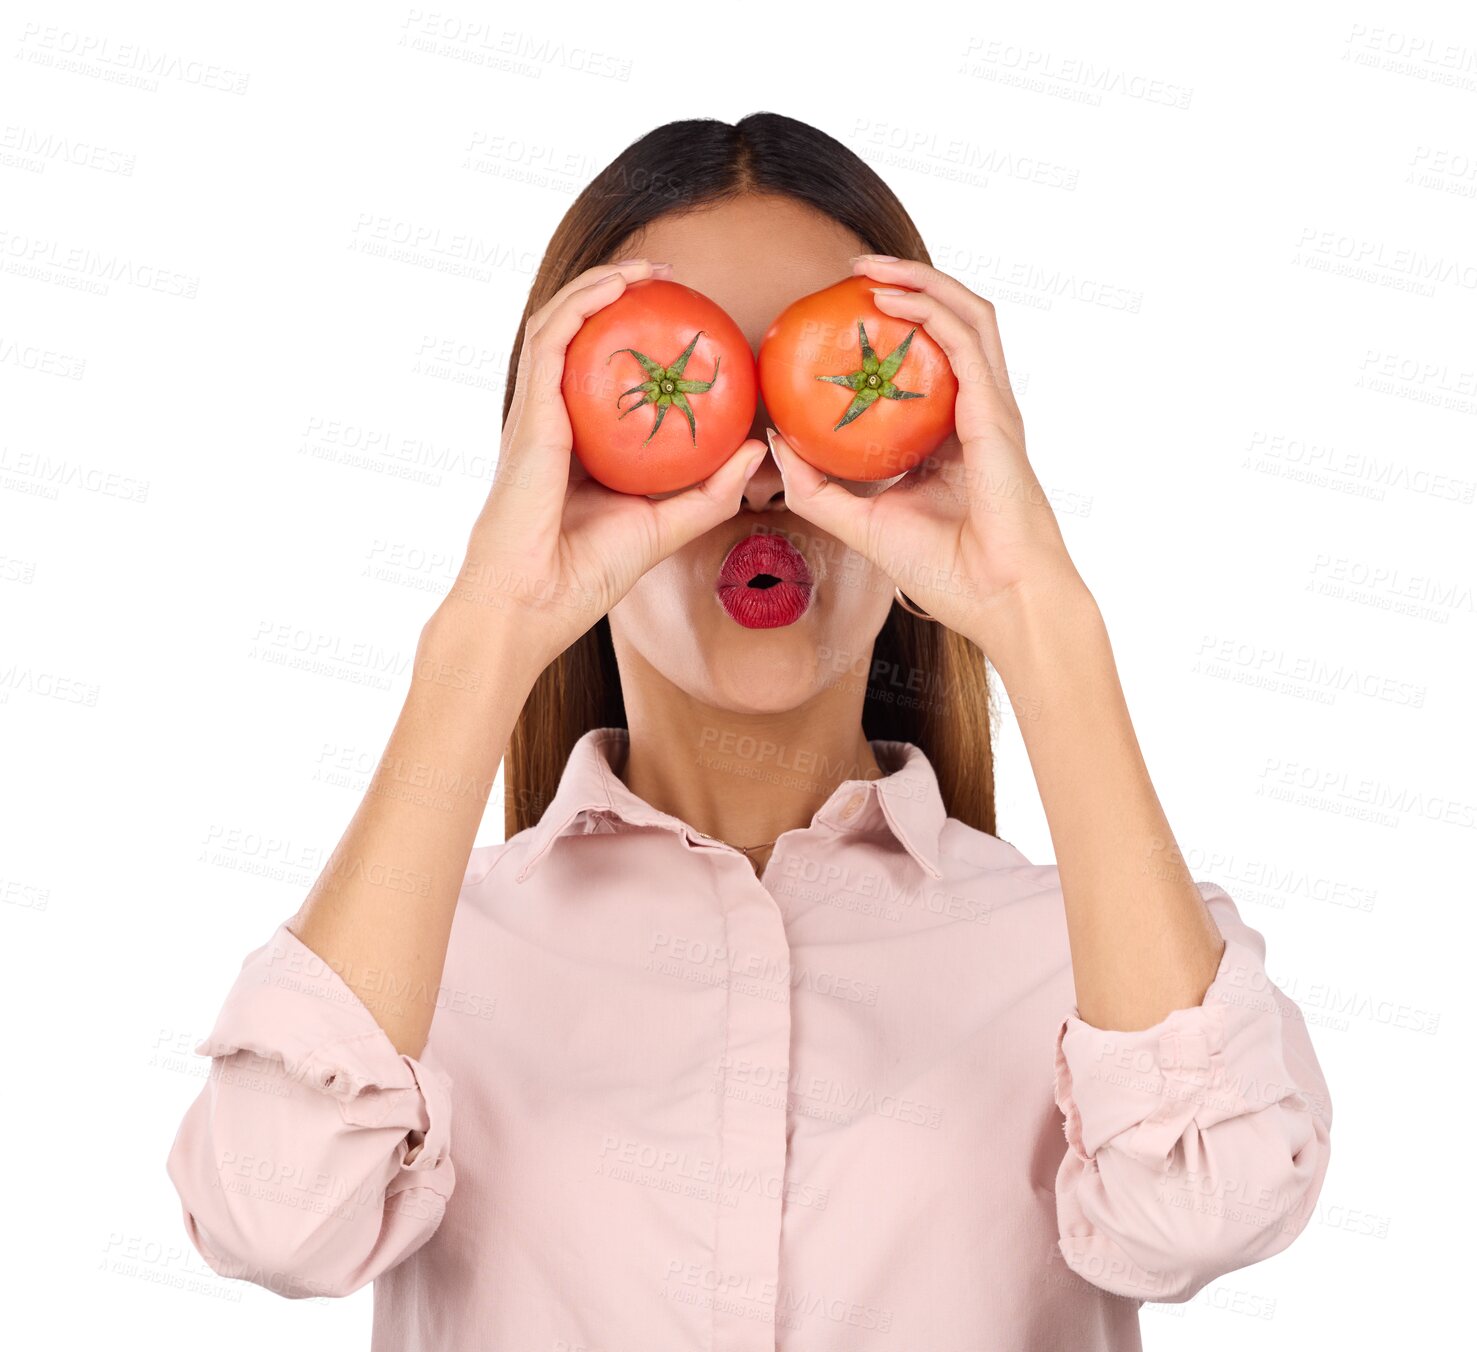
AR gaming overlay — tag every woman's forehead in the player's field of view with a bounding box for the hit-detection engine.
[617,195,864,351]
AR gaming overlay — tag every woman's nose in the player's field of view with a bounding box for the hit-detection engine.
[741,448,786,513]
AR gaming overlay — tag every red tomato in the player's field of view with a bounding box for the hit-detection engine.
[561,278,757,495]
[758,275,957,480]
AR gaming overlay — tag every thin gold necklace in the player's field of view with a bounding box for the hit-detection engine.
[616,743,777,855]
[691,829,778,856]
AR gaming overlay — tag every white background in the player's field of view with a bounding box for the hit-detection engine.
[3,0,1472,1346]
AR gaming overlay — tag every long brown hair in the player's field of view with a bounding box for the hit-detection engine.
[502,113,996,840]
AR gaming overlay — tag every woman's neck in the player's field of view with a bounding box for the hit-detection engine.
[614,704,885,873]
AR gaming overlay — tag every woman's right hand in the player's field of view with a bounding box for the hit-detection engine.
[438,258,765,665]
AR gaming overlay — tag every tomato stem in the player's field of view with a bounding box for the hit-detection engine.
[816,321,925,430]
[610,331,719,446]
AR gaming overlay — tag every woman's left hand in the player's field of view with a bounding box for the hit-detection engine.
[768,255,1090,661]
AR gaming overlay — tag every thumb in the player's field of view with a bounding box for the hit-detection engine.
[648,438,768,554]
[767,427,874,557]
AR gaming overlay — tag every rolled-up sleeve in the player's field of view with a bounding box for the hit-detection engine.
[1052,883,1332,1304]
[165,921,455,1299]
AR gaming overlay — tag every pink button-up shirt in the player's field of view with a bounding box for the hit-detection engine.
[166,726,1332,1350]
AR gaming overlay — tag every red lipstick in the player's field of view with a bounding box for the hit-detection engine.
[715,532,814,629]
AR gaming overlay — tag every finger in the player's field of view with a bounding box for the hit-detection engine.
[852,255,1007,371]
[867,286,1020,442]
[647,438,769,557]
[522,257,671,351]
[502,266,652,486]
[503,259,670,456]
[527,256,672,345]
[767,427,877,559]
[865,284,1002,412]
[852,256,1018,418]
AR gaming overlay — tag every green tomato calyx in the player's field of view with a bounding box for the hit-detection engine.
[611,331,720,446]
[817,322,925,430]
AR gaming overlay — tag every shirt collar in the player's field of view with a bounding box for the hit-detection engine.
[513,726,946,884]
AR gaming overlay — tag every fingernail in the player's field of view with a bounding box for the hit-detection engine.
[744,446,766,475]
[853,253,899,262]
[870,286,910,296]
[766,428,788,478]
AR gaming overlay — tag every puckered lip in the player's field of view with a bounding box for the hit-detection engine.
[716,529,815,590]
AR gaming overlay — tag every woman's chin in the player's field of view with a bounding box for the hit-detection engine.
[698,638,820,715]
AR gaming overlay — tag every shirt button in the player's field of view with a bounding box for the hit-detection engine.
[840,793,864,820]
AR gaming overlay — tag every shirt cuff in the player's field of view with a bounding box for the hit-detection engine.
[1053,926,1310,1169]
[192,921,452,1176]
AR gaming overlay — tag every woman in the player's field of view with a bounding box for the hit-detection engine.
[166,114,1332,1350]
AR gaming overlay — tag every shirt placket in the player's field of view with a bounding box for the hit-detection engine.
[696,836,793,1352]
